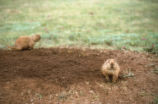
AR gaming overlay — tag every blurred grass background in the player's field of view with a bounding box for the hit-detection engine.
[0,0,158,53]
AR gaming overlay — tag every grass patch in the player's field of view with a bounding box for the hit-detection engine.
[0,0,158,53]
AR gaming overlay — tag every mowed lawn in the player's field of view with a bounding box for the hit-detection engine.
[0,0,158,52]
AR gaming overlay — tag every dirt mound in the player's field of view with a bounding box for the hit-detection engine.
[0,48,158,104]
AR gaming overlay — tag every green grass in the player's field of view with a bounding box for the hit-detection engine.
[0,0,158,53]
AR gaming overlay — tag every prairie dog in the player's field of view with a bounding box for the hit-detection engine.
[101,59,120,82]
[8,34,41,51]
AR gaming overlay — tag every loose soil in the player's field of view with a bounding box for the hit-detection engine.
[0,48,158,104]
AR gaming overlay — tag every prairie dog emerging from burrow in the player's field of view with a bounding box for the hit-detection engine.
[8,34,41,51]
[101,59,120,83]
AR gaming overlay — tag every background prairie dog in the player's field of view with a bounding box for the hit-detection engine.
[8,34,41,51]
[101,59,120,82]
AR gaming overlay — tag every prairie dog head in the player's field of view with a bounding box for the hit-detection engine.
[31,34,41,42]
[105,59,118,70]
[108,59,115,69]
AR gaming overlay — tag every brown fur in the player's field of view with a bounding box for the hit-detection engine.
[101,59,120,83]
[8,34,41,51]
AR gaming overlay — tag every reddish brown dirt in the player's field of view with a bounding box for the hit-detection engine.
[0,48,158,104]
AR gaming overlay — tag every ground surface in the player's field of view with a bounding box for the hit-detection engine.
[0,48,158,104]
